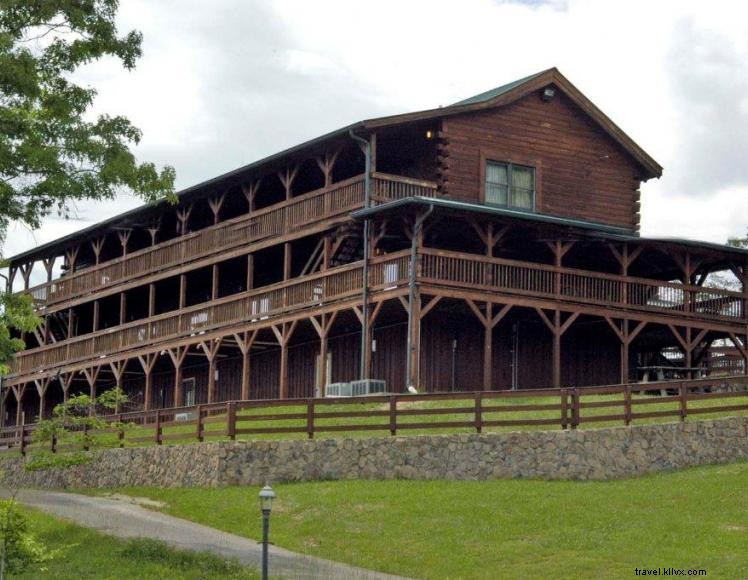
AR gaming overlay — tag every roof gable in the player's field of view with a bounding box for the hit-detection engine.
[363,68,662,180]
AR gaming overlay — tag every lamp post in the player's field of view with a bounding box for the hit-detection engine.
[258,484,275,580]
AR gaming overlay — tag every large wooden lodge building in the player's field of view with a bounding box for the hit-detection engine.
[3,68,748,425]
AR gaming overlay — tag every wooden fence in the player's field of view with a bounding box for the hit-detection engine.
[3,376,747,455]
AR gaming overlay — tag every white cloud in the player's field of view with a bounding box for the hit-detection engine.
[5,0,748,271]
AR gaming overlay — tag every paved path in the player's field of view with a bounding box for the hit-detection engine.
[3,489,406,580]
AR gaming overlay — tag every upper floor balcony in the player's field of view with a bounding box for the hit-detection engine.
[21,172,438,311]
[7,244,746,382]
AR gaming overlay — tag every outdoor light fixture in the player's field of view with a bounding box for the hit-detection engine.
[425,129,433,139]
[542,86,556,101]
[258,485,276,580]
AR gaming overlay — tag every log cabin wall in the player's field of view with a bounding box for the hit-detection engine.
[441,87,644,232]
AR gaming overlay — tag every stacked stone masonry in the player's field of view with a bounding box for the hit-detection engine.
[3,417,748,489]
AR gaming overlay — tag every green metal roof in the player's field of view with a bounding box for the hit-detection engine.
[451,70,550,106]
[353,196,635,235]
[353,197,748,259]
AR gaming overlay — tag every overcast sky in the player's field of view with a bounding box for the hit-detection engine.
[5,0,748,263]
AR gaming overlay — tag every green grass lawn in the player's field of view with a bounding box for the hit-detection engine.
[93,461,748,579]
[15,507,259,579]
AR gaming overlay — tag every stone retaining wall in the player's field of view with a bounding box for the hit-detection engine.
[3,417,747,488]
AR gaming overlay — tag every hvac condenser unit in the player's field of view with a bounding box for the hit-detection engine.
[325,382,352,397]
[350,379,387,396]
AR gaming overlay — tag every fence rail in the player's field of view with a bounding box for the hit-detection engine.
[3,376,747,455]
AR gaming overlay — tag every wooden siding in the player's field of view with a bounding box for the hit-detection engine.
[441,88,644,231]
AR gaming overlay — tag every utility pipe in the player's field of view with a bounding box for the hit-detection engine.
[405,204,434,392]
[348,129,372,380]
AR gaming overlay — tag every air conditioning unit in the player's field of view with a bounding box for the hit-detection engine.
[350,379,387,396]
[325,382,352,397]
[175,412,196,421]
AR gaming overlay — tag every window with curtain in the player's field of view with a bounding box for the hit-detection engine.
[485,161,535,211]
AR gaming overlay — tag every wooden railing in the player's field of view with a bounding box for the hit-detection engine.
[10,246,746,378]
[371,172,439,201]
[419,248,747,323]
[11,252,411,375]
[3,376,747,454]
[25,173,437,309]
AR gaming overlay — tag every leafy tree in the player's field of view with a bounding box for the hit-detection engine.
[28,386,129,470]
[727,228,748,249]
[0,0,175,374]
[0,497,56,579]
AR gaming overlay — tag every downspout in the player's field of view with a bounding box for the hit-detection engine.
[405,204,434,392]
[349,129,371,380]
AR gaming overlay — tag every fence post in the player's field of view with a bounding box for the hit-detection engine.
[307,399,315,440]
[19,427,26,456]
[571,388,580,430]
[560,388,568,430]
[389,396,397,436]
[227,402,236,441]
[624,384,632,426]
[155,410,162,445]
[196,404,204,442]
[51,434,57,454]
[474,392,483,434]
[82,423,89,451]
[679,382,687,422]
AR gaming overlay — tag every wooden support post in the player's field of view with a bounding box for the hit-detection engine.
[109,360,127,414]
[545,240,574,297]
[246,254,254,290]
[42,256,55,282]
[179,274,187,309]
[242,180,260,213]
[148,225,159,246]
[410,294,422,390]
[148,283,156,317]
[7,266,16,292]
[61,373,74,404]
[138,353,159,411]
[278,166,299,201]
[19,263,32,290]
[91,237,105,265]
[310,312,337,397]
[536,309,579,389]
[117,229,132,257]
[283,242,292,281]
[168,346,190,407]
[176,205,193,235]
[92,300,100,332]
[208,192,225,225]
[316,150,340,188]
[67,307,74,339]
[604,318,647,384]
[212,264,220,300]
[82,366,101,414]
[233,330,258,400]
[271,322,298,399]
[727,332,748,376]
[13,385,26,427]
[65,245,80,274]
[119,292,126,325]
[667,325,709,380]
[34,378,50,421]
[200,338,223,404]
[466,300,512,390]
